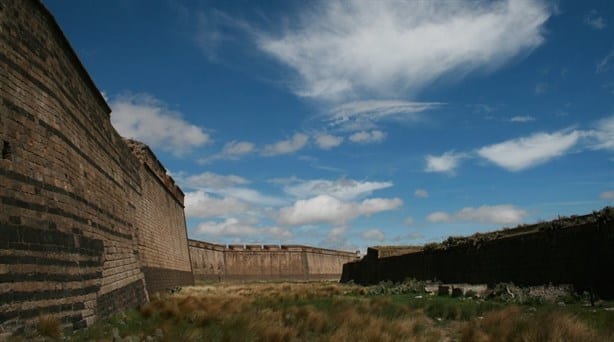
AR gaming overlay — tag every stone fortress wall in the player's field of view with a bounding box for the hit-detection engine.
[341,208,614,299]
[0,0,193,331]
[0,0,360,333]
[189,240,360,281]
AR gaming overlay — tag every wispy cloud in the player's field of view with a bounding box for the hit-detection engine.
[600,191,614,200]
[588,115,614,151]
[477,130,581,171]
[510,115,536,123]
[349,130,386,144]
[328,100,441,131]
[584,10,606,30]
[427,204,528,225]
[196,218,292,241]
[183,172,249,189]
[110,94,210,156]
[262,133,309,156]
[361,229,386,242]
[597,50,614,73]
[414,189,429,198]
[201,141,256,163]
[282,178,393,201]
[257,0,550,101]
[277,195,402,226]
[425,151,466,174]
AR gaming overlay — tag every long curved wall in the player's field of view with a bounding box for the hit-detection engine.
[189,240,360,281]
[0,0,192,332]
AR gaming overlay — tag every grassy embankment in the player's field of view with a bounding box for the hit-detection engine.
[11,280,614,341]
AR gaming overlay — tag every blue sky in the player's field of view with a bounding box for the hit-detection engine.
[45,0,613,252]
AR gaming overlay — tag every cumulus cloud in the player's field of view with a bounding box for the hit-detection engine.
[282,178,393,201]
[315,134,344,150]
[427,205,527,225]
[185,190,250,218]
[257,0,550,100]
[328,100,441,131]
[262,133,309,156]
[349,130,386,144]
[361,229,386,242]
[510,115,536,123]
[277,195,402,226]
[600,191,614,200]
[425,151,465,174]
[110,94,210,155]
[404,216,415,226]
[414,189,429,198]
[196,218,292,240]
[584,10,606,30]
[477,130,581,171]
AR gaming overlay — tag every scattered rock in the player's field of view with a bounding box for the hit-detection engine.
[438,285,450,296]
[451,287,464,297]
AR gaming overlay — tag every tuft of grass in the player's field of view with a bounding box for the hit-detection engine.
[37,316,62,339]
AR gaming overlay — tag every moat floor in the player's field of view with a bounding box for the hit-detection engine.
[10,281,614,341]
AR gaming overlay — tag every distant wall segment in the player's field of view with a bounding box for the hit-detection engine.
[0,0,192,332]
[189,240,360,281]
[341,208,614,299]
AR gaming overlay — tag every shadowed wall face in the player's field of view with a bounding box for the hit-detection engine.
[189,240,360,281]
[341,213,614,299]
[0,0,192,332]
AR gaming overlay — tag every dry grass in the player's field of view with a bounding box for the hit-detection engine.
[60,281,612,341]
[36,315,62,339]
[460,306,607,342]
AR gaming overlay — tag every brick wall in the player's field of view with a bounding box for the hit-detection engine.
[126,140,193,294]
[189,240,360,281]
[341,208,614,299]
[0,0,191,332]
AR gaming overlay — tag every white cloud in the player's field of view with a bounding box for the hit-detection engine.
[427,205,527,225]
[477,130,581,171]
[262,133,309,156]
[184,172,249,189]
[349,130,386,144]
[404,216,414,226]
[510,115,535,123]
[185,190,250,218]
[425,151,465,174]
[426,212,451,223]
[196,218,292,240]
[414,189,429,198]
[361,229,386,242]
[257,0,550,100]
[315,134,344,149]
[584,10,606,30]
[600,191,614,200]
[597,50,614,73]
[590,116,614,151]
[283,178,393,201]
[200,140,256,163]
[217,187,286,206]
[277,195,402,226]
[110,94,210,155]
[328,100,441,131]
